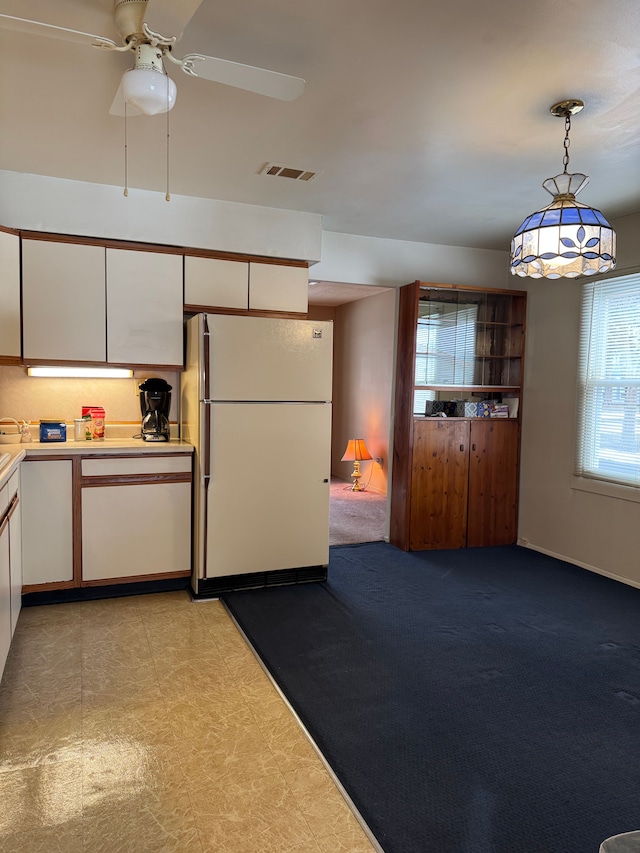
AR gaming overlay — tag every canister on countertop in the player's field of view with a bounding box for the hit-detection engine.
[73,418,87,441]
[39,420,67,442]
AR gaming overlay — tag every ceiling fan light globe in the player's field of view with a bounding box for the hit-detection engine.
[121,68,177,115]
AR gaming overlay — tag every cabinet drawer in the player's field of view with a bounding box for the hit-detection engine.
[82,455,192,478]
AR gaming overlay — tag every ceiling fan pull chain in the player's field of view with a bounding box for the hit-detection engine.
[123,103,129,197]
[166,89,171,202]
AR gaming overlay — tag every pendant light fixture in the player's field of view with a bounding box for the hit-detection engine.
[510,99,616,279]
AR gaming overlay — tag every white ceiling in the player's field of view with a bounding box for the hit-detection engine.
[1,0,639,264]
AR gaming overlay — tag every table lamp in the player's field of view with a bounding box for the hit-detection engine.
[341,438,372,491]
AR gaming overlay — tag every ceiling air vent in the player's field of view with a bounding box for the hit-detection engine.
[259,163,318,182]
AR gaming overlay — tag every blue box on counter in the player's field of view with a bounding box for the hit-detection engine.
[39,420,67,442]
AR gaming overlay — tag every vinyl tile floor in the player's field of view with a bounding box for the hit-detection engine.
[0,592,378,853]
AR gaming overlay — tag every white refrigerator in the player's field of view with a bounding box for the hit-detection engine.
[181,313,333,597]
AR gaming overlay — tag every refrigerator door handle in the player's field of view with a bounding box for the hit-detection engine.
[202,314,211,402]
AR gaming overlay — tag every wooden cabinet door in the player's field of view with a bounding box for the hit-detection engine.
[467,419,519,547]
[0,230,21,359]
[184,256,249,310]
[410,419,469,550]
[106,248,183,367]
[249,263,308,313]
[22,240,106,362]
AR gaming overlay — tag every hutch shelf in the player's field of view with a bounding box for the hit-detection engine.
[390,281,527,551]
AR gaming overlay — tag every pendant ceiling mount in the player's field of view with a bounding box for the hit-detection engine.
[510,98,616,279]
[549,99,584,118]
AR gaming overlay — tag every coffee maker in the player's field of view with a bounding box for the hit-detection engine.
[139,378,172,442]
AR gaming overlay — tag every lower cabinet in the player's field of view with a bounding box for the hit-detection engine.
[21,452,192,592]
[7,471,22,635]
[409,418,519,550]
[81,456,191,583]
[21,459,74,586]
[0,471,21,680]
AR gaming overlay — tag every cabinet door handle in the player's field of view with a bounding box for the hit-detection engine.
[472,443,476,451]
[460,444,464,451]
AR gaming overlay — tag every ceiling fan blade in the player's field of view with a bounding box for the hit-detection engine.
[183,54,305,101]
[0,13,117,48]
[109,79,143,117]
[144,0,204,40]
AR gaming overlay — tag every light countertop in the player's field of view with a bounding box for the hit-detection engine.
[0,438,193,490]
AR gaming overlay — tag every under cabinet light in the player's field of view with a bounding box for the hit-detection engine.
[27,367,133,379]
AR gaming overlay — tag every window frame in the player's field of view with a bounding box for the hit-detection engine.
[574,269,640,497]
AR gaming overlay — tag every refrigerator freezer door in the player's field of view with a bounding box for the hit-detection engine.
[205,402,331,578]
[207,315,332,402]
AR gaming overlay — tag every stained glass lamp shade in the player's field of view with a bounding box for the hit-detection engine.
[510,99,616,280]
[510,171,616,279]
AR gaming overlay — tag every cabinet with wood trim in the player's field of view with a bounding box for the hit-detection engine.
[21,458,75,586]
[7,470,22,636]
[20,451,192,592]
[249,262,308,313]
[390,280,526,551]
[106,247,183,367]
[21,237,184,368]
[0,228,21,362]
[80,454,191,583]
[0,473,21,679]
[184,253,308,314]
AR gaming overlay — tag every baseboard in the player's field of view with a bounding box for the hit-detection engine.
[22,576,190,606]
[518,540,640,591]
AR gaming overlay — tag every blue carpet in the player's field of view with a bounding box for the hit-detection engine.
[222,543,640,853]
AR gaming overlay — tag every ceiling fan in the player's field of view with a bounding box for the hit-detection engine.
[0,0,306,116]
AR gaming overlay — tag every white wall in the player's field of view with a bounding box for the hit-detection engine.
[0,171,322,263]
[518,211,640,587]
[331,289,396,496]
[312,230,510,289]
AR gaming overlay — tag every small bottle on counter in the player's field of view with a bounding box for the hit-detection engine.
[74,419,86,441]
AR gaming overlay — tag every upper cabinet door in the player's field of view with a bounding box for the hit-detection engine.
[106,248,183,367]
[184,256,249,310]
[0,231,21,359]
[22,239,106,362]
[248,262,308,313]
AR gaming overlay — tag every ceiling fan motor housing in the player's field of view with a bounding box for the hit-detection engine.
[114,0,148,44]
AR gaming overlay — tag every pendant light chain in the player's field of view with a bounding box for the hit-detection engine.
[562,113,571,174]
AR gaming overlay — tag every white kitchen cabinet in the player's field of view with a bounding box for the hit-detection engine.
[21,460,74,586]
[22,239,106,362]
[249,262,308,313]
[0,229,21,360]
[81,454,191,582]
[0,482,11,679]
[184,255,249,310]
[106,248,184,367]
[7,470,21,636]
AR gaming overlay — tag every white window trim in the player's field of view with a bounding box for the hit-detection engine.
[571,474,640,504]
[574,268,640,494]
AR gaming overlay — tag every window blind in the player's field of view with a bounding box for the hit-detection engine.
[575,272,640,487]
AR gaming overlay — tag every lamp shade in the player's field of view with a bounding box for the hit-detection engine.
[121,67,177,116]
[341,439,373,462]
[510,173,616,279]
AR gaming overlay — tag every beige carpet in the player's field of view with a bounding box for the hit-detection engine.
[329,478,387,546]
